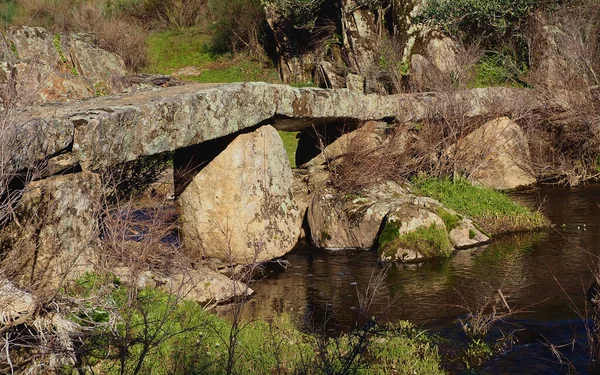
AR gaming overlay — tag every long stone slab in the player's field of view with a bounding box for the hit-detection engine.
[8,82,543,172]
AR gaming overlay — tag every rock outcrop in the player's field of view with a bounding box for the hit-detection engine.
[0,172,101,290]
[307,180,488,260]
[178,125,302,264]
[1,26,127,106]
[445,117,535,190]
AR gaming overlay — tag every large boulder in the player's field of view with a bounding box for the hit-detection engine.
[179,125,303,264]
[445,117,536,190]
[0,172,101,290]
[1,26,127,105]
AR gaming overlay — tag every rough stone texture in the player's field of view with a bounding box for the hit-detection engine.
[0,172,101,290]
[178,125,302,264]
[12,82,543,176]
[307,181,405,249]
[341,0,379,75]
[446,117,536,190]
[346,73,365,92]
[301,122,386,167]
[1,26,127,105]
[112,266,252,305]
[307,180,488,258]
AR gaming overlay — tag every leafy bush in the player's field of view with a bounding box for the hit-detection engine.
[417,0,564,42]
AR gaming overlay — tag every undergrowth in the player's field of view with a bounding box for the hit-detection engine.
[62,273,444,375]
[413,176,549,235]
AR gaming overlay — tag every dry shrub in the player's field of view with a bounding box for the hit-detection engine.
[329,91,532,192]
[329,125,408,192]
[527,1,600,94]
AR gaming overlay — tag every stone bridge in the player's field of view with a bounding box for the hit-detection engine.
[10,82,541,175]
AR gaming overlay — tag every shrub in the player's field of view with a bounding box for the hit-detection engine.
[208,0,267,55]
[416,0,564,43]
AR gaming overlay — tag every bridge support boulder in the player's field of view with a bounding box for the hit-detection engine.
[178,125,303,265]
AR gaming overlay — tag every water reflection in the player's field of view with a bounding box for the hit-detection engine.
[240,184,600,373]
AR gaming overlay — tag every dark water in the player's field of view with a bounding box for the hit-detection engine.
[241,185,600,374]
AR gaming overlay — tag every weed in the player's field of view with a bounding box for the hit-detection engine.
[278,130,299,168]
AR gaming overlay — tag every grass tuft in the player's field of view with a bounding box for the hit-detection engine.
[413,176,549,235]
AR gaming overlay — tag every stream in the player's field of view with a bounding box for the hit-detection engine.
[239,184,600,374]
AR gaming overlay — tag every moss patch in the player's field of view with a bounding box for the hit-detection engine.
[379,222,453,260]
[413,176,549,236]
[436,207,461,232]
[397,224,453,258]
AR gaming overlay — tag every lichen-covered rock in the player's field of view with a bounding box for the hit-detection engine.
[301,122,386,167]
[12,82,543,175]
[378,197,488,262]
[111,266,252,305]
[307,181,404,249]
[179,125,302,264]
[445,116,536,190]
[307,180,488,260]
[0,172,101,290]
[2,26,127,105]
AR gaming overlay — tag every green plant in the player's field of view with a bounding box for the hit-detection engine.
[417,0,562,42]
[278,130,299,167]
[473,50,530,88]
[379,223,454,259]
[463,338,493,369]
[0,0,17,26]
[436,207,461,232]
[209,0,267,54]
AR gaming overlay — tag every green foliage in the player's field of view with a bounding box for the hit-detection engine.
[208,0,266,53]
[278,130,299,168]
[473,50,529,88]
[261,0,325,30]
[369,322,444,375]
[413,176,549,235]
[145,28,280,82]
[417,0,562,42]
[463,338,493,369]
[395,224,454,258]
[65,273,444,374]
[469,229,477,239]
[378,220,401,249]
[0,0,17,26]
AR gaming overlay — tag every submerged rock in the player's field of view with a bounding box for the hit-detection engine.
[179,125,303,264]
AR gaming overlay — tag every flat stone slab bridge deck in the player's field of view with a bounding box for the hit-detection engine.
[9,82,542,173]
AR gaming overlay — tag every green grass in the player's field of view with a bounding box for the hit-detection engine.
[413,176,549,235]
[145,28,280,83]
[378,222,453,260]
[278,130,299,168]
[472,52,530,88]
[64,273,444,375]
[397,224,453,258]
